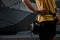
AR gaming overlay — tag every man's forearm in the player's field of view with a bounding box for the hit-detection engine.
[22,0,36,12]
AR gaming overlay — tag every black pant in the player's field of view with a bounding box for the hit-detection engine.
[38,21,56,40]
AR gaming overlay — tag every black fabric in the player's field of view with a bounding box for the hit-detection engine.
[32,21,56,40]
[39,21,56,40]
[32,21,40,34]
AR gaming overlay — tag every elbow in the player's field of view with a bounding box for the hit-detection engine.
[22,0,24,2]
[22,0,30,4]
[22,0,27,3]
[22,0,27,5]
[22,0,25,3]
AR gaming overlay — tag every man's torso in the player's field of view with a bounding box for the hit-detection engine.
[35,0,56,22]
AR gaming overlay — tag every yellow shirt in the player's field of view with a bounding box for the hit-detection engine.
[35,0,57,22]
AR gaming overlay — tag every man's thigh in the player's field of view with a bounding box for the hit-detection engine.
[39,21,56,38]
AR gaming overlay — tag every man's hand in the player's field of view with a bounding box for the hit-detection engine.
[35,10,49,15]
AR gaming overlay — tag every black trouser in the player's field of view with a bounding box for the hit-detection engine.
[38,21,56,40]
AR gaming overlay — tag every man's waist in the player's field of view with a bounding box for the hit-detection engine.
[36,15,55,22]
